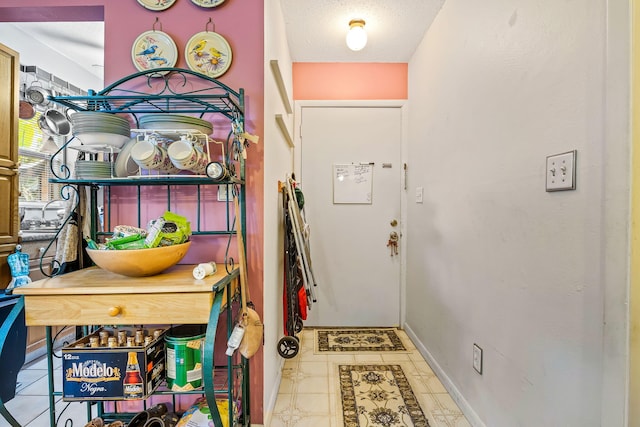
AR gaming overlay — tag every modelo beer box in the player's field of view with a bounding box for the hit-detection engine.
[62,326,166,401]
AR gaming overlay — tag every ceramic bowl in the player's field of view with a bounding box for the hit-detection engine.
[74,132,131,148]
[86,241,191,277]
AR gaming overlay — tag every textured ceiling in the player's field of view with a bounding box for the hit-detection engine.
[280,0,445,62]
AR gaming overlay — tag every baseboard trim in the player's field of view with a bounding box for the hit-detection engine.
[263,356,285,427]
[403,322,486,427]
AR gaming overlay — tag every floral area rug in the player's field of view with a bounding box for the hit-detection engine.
[315,328,407,353]
[340,364,430,427]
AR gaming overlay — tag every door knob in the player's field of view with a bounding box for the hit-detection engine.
[390,219,398,227]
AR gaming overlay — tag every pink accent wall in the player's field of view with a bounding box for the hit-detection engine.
[1,1,265,422]
[293,62,408,100]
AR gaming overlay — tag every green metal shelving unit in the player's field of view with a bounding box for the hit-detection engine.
[39,67,250,427]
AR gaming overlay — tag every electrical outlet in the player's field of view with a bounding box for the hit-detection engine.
[217,185,230,201]
[473,344,483,374]
[546,150,576,192]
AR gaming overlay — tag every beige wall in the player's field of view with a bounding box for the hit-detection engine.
[406,0,630,426]
[262,1,295,423]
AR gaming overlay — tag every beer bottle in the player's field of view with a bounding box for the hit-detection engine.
[135,329,145,346]
[123,351,144,399]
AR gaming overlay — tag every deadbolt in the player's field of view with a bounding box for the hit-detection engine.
[390,219,398,227]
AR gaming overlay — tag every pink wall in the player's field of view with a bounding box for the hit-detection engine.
[293,62,408,100]
[1,1,265,422]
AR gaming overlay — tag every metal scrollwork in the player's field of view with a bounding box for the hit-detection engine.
[48,136,75,180]
[50,67,244,121]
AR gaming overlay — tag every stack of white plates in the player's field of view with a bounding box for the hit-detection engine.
[75,160,114,179]
[71,112,131,148]
[139,114,213,137]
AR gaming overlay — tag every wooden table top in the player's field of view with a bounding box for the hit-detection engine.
[13,264,238,296]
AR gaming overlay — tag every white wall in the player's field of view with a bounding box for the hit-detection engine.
[263,0,295,423]
[405,1,630,426]
[0,23,103,91]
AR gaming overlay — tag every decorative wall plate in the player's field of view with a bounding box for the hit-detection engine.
[136,0,177,11]
[190,0,225,8]
[131,30,178,75]
[185,31,232,78]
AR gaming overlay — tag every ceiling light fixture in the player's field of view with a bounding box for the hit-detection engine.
[346,19,367,51]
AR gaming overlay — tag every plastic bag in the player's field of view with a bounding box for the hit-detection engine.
[175,397,236,427]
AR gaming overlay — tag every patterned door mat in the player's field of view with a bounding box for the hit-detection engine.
[315,328,407,353]
[340,364,430,427]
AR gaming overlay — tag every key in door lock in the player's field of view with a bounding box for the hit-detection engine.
[387,231,399,256]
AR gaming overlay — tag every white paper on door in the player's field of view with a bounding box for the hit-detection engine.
[332,163,373,204]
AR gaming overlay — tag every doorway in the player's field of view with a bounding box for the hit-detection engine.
[296,101,406,327]
[0,12,104,362]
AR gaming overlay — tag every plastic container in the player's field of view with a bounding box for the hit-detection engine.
[225,323,245,356]
[165,325,206,391]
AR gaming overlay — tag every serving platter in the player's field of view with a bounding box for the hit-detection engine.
[131,30,178,75]
[114,138,141,178]
[190,0,225,8]
[136,0,177,11]
[139,114,213,138]
[185,31,232,78]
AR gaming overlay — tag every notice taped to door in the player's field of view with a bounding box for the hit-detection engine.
[332,163,373,204]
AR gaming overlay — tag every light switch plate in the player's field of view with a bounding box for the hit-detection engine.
[546,150,576,192]
[416,187,423,203]
[473,343,483,374]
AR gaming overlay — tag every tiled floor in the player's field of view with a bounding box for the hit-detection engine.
[269,328,470,427]
[0,355,98,427]
[1,328,469,427]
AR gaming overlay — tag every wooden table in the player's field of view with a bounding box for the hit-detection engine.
[13,264,238,326]
[12,264,242,427]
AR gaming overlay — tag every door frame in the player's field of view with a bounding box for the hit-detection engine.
[629,0,639,425]
[293,99,409,327]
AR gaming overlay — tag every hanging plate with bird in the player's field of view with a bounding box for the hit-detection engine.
[185,31,232,78]
[190,0,225,8]
[131,30,178,75]
[136,0,177,11]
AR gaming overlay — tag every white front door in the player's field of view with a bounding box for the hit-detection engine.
[299,104,403,327]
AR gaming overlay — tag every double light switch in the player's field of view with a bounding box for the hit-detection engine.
[546,150,576,192]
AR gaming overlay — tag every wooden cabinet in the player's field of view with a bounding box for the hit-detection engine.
[0,43,20,290]
[20,238,56,281]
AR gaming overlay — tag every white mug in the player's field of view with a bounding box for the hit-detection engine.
[159,153,182,174]
[168,137,207,173]
[156,141,181,174]
[131,137,167,171]
[191,149,208,174]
